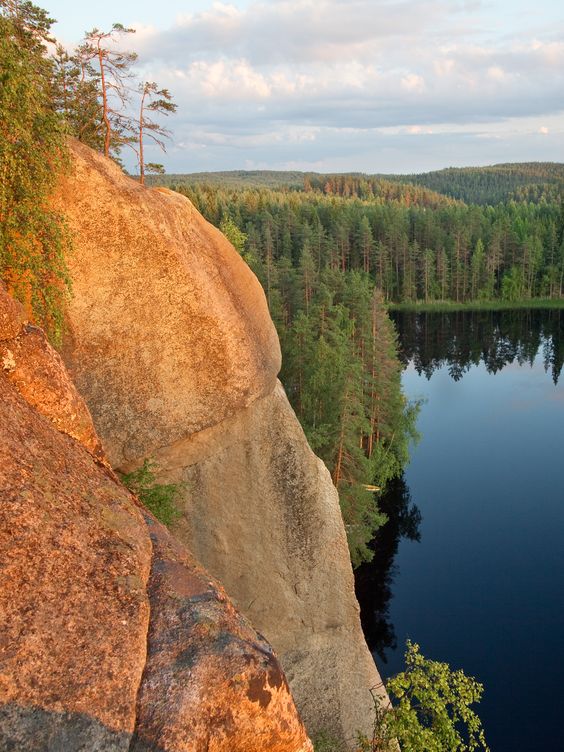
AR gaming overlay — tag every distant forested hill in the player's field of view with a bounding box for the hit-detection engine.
[381,163,564,205]
[150,171,458,209]
[150,162,564,206]
[149,170,306,189]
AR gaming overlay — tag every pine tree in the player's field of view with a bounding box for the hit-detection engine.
[79,24,137,159]
[136,81,177,185]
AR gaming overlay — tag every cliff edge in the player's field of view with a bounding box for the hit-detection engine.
[57,141,385,746]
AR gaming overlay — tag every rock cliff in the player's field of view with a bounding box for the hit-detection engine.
[57,141,385,746]
[0,283,311,752]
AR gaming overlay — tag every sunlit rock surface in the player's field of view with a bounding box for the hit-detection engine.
[0,283,311,752]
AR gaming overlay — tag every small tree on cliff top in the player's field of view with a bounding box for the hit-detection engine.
[79,24,137,158]
[136,81,177,185]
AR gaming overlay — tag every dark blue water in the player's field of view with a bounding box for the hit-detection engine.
[355,309,564,752]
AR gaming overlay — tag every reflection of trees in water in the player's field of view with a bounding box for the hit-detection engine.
[354,476,421,663]
[356,309,562,666]
[391,308,564,384]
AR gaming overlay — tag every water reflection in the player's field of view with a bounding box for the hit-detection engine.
[356,307,563,670]
[355,477,421,662]
[391,308,564,384]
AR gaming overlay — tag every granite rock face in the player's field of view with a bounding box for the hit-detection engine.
[0,283,311,752]
[156,382,387,743]
[57,141,280,467]
[57,142,385,746]
[0,285,152,750]
[133,515,312,752]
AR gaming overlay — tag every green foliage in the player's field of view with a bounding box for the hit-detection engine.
[220,216,257,267]
[0,1,71,339]
[220,216,247,254]
[120,459,183,526]
[500,266,524,302]
[145,162,165,175]
[51,42,104,150]
[359,642,489,752]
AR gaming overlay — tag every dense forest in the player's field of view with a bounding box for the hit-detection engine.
[217,212,421,565]
[170,182,564,304]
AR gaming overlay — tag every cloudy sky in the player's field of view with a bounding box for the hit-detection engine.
[47,0,564,173]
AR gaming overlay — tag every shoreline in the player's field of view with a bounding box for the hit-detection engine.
[387,298,564,312]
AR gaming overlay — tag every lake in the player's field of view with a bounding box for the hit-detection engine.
[355,308,564,752]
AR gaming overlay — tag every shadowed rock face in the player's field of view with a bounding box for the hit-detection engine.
[58,142,384,746]
[156,383,386,742]
[0,283,311,752]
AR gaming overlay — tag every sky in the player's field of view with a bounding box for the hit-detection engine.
[45,0,564,174]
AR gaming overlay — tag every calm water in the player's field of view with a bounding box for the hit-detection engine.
[355,309,564,752]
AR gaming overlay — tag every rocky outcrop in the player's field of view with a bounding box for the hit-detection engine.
[57,142,384,746]
[0,283,311,752]
[133,514,310,752]
[57,142,280,466]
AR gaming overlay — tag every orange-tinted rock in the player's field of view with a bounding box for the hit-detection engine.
[1,326,105,463]
[0,283,311,751]
[0,378,152,750]
[56,141,281,466]
[132,515,312,752]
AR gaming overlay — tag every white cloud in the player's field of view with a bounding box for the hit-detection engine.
[122,0,564,171]
[401,74,426,92]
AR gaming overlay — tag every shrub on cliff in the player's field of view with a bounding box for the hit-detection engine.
[0,1,71,340]
[120,459,183,526]
[359,642,489,752]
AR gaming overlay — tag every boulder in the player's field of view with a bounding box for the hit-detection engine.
[57,142,280,466]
